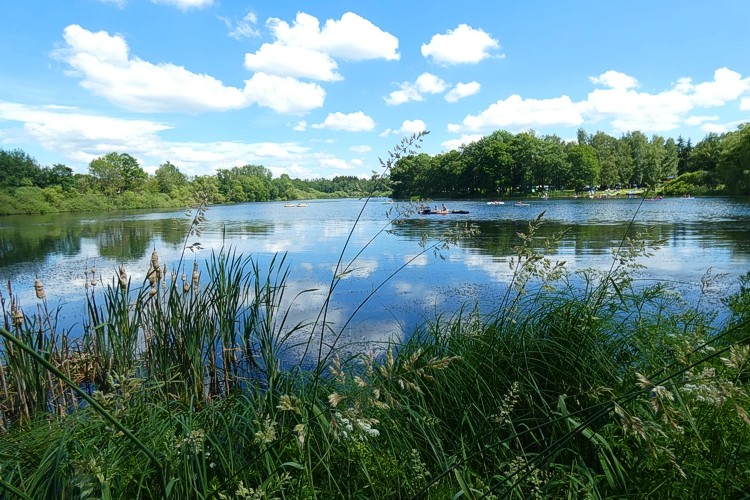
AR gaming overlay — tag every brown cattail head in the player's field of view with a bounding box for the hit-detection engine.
[192,261,199,291]
[11,302,23,328]
[183,281,190,293]
[34,278,46,300]
[119,265,128,291]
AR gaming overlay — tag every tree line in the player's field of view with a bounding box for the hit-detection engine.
[0,150,386,215]
[390,124,750,198]
[1,123,748,214]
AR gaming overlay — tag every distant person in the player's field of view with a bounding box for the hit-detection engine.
[441,203,447,212]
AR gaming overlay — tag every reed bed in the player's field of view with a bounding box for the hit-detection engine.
[1,136,750,497]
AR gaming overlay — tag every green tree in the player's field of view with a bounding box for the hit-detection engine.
[566,143,600,192]
[690,133,723,174]
[89,152,147,194]
[717,124,750,194]
[154,161,187,194]
[0,148,40,188]
[590,132,620,188]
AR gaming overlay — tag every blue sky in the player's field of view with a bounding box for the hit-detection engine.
[1,0,749,180]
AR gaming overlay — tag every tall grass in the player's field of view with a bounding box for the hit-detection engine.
[1,136,750,497]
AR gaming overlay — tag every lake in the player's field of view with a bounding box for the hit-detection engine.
[1,196,749,349]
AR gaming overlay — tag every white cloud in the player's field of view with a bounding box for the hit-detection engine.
[589,70,639,90]
[244,43,342,81]
[689,67,750,107]
[266,11,399,61]
[292,120,307,131]
[312,111,375,131]
[385,72,447,105]
[350,145,372,153]
[581,86,692,132]
[399,119,426,134]
[701,122,731,134]
[741,97,750,111]
[225,11,260,40]
[243,73,325,114]
[54,25,249,113]
[150,0,213,10]
[579,67,750,133]
[448,94,583,133]
[685,115,719,126]
[421,24,500,65]
[445,81,480,102]
[440,134,483,152]
[0,100,326,177]
[384,87,422,106]
[55,24,325,115]
[0,101,169,165]
[415,72,448,94]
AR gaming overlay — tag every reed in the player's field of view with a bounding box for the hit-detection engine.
[2,137,750,497]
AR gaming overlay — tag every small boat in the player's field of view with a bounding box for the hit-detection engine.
[284,203,308,207]
[514,202,530,207]
[450,209,470,214]
[487,200,505,205]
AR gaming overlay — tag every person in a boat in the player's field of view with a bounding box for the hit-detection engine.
[441,203,447,212]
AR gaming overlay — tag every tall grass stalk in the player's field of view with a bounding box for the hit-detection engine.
[2,143,750,497]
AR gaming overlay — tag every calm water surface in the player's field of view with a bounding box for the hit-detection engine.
[1,196,749,347]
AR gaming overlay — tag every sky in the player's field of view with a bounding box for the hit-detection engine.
[1,0,750,180]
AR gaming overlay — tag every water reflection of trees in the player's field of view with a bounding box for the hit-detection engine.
[0,214,190,265]
[388,218,750,258]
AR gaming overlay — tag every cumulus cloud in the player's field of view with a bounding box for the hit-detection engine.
[421,24,501,65]
[415,72,448,94]
[265,11,399,61]
[0,100,326,177]
[447,67,750,137]
[689,67,750,107]
[54,25,248,113]
[381,119,426,136]
[579,67,750,133]
[312,111,375,131]
[448,95,583,133]
[445,81,480,102]
[292,120,307,131]
[441,134,483,152]
[400,119,427,134]
[589,70,639,90]
[243,73,325,114]
[385,72,447,105]
[244,43,342,81]
[54,24,326,115]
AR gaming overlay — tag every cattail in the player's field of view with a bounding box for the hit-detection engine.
[119,265,128,291]
[183,281,190,293]
[90,267,97,287]
[192,261,199,291]
[34,278,46,300]
[11,302,23,328]
[150,250,161,281]
[84,271,89,290]
[149,284,157,297]
[147,267,157,287]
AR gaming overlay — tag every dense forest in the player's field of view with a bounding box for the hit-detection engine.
[390,124,750,199]
[0,150,386,215]
[1,123,748,215]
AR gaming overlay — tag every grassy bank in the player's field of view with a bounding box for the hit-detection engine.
[2,136,750,498]
[1,214,749,498]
